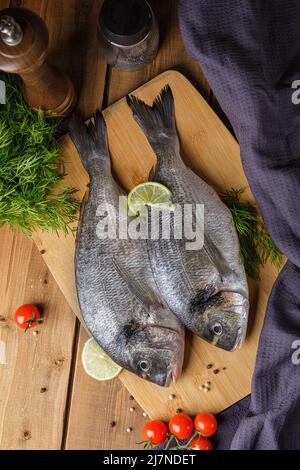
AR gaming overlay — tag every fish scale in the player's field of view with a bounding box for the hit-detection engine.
[127,86,249,351]
[69,110,185,387]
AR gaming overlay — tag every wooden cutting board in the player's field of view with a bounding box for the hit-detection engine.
[32,71,278,419]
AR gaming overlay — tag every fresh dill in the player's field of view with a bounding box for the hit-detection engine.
[220,188,283,279]
[0,74,79,236]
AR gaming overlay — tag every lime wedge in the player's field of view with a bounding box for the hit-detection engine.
[82,338,122,381]
[128,182,174,216]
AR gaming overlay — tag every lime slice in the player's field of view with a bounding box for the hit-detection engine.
[128,182,174,216]
[82,338,122,381]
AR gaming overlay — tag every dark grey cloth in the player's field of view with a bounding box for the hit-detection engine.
[179,0,300,450]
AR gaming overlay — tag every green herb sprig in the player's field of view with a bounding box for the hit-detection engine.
[220,188,282,279]
[0,74,79,236]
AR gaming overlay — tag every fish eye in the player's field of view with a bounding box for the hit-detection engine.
[211,322,223,336]
[139,360,150,372]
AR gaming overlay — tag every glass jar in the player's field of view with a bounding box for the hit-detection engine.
[98,0,159,71]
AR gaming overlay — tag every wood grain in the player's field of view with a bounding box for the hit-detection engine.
[66,0,209,450]
[32,70,279,421]
[65,329,145,450]
[0,0,275,450]
[0,2,11,22]
[0,226,76,449]
[1,0,123,450]
[107,0,210,105]
[4,0,144,449]
[0,0,10,13]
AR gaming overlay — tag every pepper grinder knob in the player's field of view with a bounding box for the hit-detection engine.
[0,15,23,46]
[0,8,76,116]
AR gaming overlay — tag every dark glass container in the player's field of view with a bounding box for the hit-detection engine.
[98,0,159,71]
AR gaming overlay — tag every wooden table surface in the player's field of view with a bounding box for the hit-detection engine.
[0,0,242,450]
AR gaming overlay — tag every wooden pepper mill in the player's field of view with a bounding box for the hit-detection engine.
[0,8,76,116]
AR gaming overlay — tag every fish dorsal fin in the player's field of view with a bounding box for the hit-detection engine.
[112,257,163,309]
[126,85,176,145]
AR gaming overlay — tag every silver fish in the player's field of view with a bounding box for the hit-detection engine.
[127,86,249,351]
[69,110,184,386]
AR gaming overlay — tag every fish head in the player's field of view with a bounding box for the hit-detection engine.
[126,324,185,387]
[192,290,249,351]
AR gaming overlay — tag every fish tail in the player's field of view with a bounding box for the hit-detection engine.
[126,85,176,145]
[69,110,108,174]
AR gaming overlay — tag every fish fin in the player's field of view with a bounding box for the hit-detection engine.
[126,85,176,145]
[69,110,108,174]
[112,257,164,309]
[203,234,233,278]
[91,109,108,150]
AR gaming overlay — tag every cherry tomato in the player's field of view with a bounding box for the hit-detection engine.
[14,304,41,332]
[190,436,213,450]
[143,420,168,445]
[194,412,218,437]
[169,413,194,440]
